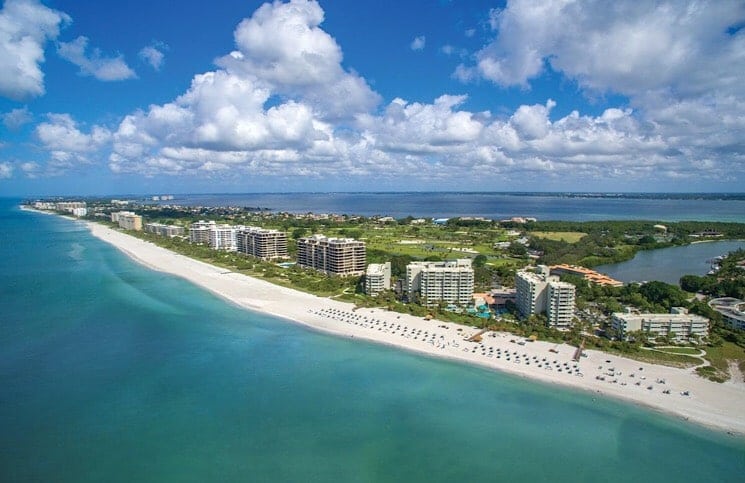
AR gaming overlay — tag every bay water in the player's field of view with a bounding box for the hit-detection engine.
[1,199,743,482]
[150,192,745,222]
[596,240,745,285]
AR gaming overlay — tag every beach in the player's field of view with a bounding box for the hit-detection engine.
[83,219,745,435]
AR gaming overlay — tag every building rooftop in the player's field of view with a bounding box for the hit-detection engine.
[709,297,745,322]
[550,264,624,287]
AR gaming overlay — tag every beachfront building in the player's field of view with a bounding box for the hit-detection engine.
[709,298,745,331]
[188,220,244,250]
[236,227,288,260]
[111,211,142,231]
[56,201,86,213]
[38,201,88,217]
[611,309,709,342]
[297,235,366,276]
[547,281,576,328]
[549,264,624,287]
[365,262,391,296]
[209,224,243,251]
[515,266,576,328]
[189,220,215,244]
[145,223,185,237]
[406,259,474,306]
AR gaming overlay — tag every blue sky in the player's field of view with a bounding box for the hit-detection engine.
[0,0,743,195]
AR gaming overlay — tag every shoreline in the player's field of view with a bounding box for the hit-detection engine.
[23,207,745,436]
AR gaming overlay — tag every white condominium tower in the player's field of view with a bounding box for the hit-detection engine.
[236,227,288,260]
[111,211,142,231]
[188,220,243,251]
[297,235,366,276]
[515,266,576,328]
[189,220,215,244]
[406,259,474,306]
[365,262,391,296]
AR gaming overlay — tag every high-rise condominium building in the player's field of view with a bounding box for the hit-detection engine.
[188,221,242,250]
[236,227,288,260]
[189,220,215,244]
[111,211,142,231]
[515,266,576,328]
[144,223,185,237]
[297,235,366,276]
[365,262,391,296]
[406,259,474,306]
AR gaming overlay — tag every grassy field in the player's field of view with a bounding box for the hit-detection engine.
[702,341,745,382]
[531,231,587,243]
[613,348,702,368]
[655,347,703,355]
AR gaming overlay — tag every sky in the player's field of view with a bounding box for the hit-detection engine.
[0,0,744,196]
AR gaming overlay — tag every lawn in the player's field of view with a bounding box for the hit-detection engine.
[531,231,587,243]
[703,341,745,375]
[655,347,702,355]
[613,348,702,368]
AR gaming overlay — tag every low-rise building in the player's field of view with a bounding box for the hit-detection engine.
[490,287,517,309]
[297,235,366,276]
[709,298,745,331]
[611,308,709,342]
[406,259,474,306]
[549,264,624,287]
[365,262,391,296]
[145,223,185,237]
[236,227,288,260]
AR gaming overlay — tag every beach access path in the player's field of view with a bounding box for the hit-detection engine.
[84,220,745,436]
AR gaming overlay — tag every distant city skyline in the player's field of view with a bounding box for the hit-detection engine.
[1,0,743,195]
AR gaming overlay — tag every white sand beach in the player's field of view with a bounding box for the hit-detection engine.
[83,219,745,435]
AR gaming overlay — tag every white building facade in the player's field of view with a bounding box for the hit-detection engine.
[406,259,474,306]
[188,221,243,250]
[365,262,391,296]
[515,266,576,328]
[145,223,185,237]
[709,298,745,331]
[611,310,709,342]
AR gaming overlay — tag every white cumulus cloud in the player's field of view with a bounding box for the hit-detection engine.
[2,106,33,130]
[34,113,111,174]
[410,35,425,51]
[58,36,136,81]
[0,161,12,178]
[0,0,69,100]
[215,0,379,120]
[73,0,743,188]
[139,43,166,70]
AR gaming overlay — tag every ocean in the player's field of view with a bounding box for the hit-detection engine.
[147,192,745,222]
[1,198,744,482]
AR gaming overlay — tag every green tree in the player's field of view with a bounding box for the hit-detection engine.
[473,254,488,268]
[508,242,527,257]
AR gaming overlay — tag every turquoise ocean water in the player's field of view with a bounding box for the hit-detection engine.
[1,199,743,482]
